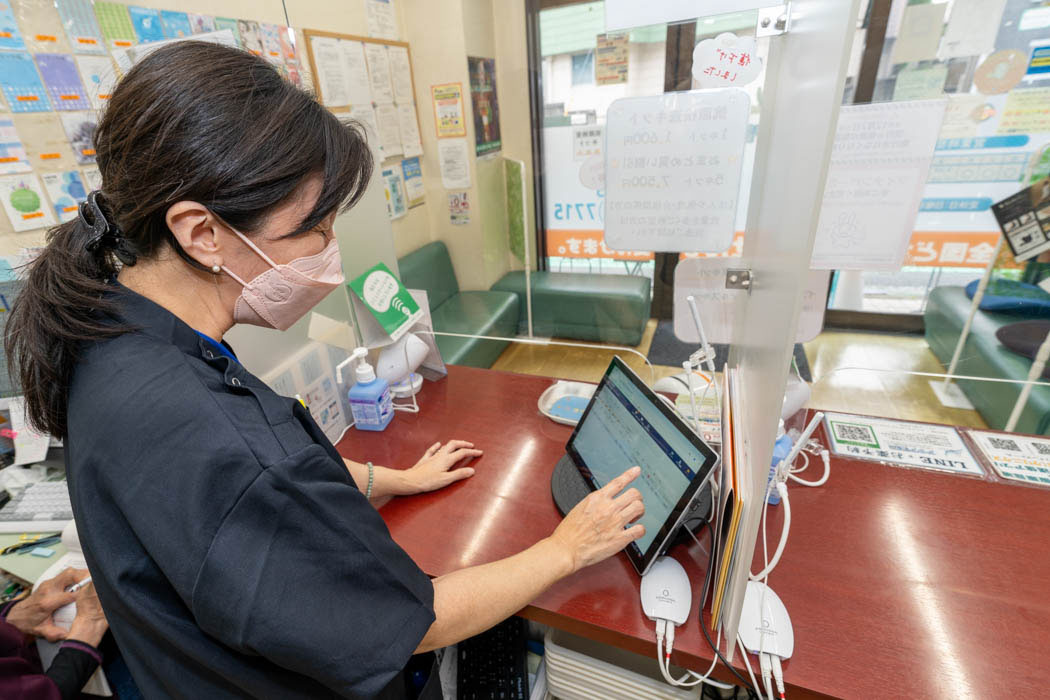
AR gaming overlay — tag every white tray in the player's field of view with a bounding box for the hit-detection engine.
[537,380,597,426]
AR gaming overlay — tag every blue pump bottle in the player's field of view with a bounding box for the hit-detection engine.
[348,347,394,431]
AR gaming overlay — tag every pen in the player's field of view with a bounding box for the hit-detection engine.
[66,576,92,594]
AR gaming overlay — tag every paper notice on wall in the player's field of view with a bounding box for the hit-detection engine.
[673,257,828,344]
[40,170,85,222]
[8,397,51,466]
[402,156,425,208]
[81,166,101,191]
[448,191,470,225]
[966,429,1050,487]
[573,125,602,161]
[381,166,406,219]
[363,43,393,104]
[74,55,118,110]
[388,45,414,103]
[0,173,55,232]
[811,100,947,271]
[312,36,351,107]
[0,119,31,175]
[396,103,422,157]
[596,32,628,85]
[438,137,471,189]
[340,40,373,107]
[374,103,403,158]
[345,105,381,161]
[892,64,948,101]
[998,88,1050,134]
[891,3,947,65]
[938,94,991,139]
[604,89,749,253]
[366,0,399,41]
[939,0,1007,59]
[824,413,983,477]
[431,82,466,138]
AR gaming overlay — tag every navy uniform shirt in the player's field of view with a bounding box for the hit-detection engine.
[64,285,435,698]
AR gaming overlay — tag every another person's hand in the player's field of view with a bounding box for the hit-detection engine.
[403,440,483,494]
[66,582,108,648]
[547,466,646,573]
[5,567,82,642]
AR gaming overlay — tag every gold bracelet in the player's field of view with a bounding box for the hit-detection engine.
[366,461,374,499]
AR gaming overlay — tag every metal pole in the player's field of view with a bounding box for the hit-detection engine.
[687,294,717,376]
[942,236,1003,388]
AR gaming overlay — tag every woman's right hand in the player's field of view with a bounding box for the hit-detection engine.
[548,466,646,574]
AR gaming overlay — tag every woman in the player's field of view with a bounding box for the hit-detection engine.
[5,43,645,698]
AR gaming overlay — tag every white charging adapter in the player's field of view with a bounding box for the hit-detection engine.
[640,556,692,626]
[739,581,793,658]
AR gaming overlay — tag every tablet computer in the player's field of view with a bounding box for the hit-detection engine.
[565,356,720,576]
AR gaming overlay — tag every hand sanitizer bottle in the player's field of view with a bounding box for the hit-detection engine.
[348,348,394,431]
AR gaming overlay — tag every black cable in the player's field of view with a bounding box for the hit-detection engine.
[696,518,759,699]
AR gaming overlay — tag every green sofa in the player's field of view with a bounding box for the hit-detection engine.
[924,285,1050,434]
[490,271,651,346]
[397,242,518,368]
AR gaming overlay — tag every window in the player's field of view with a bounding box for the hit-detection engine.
[571,51,594,85]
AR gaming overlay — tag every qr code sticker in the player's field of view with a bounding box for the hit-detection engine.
[832,421,878,448]
[1030,441,1050,456]
[988,437,1021,452]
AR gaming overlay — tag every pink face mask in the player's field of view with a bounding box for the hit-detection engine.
[221,227,345,331]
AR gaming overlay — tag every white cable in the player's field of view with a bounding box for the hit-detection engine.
[653,618,733,690]
[771,655,786,699]
[737,635,765,700]
[789,449,830,487]
[751,482,790,581]
[759,652,775,700]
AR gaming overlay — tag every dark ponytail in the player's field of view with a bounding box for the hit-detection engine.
[4,41,373,437]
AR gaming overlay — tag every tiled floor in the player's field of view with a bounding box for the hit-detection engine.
[491,320,988,428]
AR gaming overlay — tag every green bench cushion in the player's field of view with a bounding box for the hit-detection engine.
[924,285,1050,434]
[397,241,459,311]
[431,291,519,367]
[490,271,651,346]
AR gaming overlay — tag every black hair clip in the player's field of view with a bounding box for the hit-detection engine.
[80,191,137,265]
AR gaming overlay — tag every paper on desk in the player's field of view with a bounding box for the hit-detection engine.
[824,413,984,477]
[8,397,50,466]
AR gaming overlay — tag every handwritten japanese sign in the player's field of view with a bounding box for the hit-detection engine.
[604,89,749,253]
[691,33,762,89]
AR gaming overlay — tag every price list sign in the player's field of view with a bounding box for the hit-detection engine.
[604,89,748,253]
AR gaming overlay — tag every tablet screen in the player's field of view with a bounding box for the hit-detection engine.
[567,357,718,572]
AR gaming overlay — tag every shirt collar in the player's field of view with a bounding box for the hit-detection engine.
[109,281,235,363]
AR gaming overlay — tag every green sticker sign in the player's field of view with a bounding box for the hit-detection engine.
[348,262,420,339]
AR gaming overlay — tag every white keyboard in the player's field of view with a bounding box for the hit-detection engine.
[0,481,73,534]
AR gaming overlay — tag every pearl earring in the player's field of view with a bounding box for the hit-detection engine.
[211,264,221,274]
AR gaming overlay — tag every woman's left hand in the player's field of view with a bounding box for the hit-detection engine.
[403,440,483,494]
